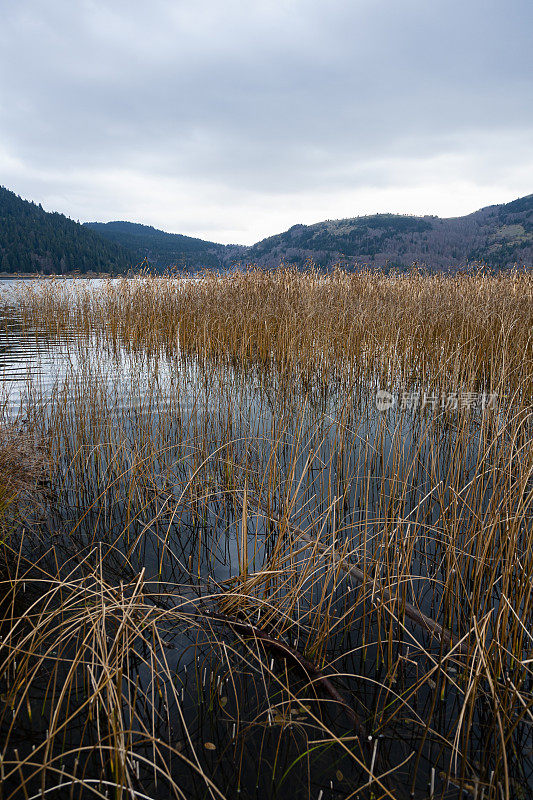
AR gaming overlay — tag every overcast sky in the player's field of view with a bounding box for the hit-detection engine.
[0,0,532,245]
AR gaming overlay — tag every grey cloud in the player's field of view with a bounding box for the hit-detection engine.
[0,0,531,240]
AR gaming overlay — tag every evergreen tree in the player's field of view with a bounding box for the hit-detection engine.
[0,186,133,275]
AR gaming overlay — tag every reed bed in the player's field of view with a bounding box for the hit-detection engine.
[0,268,532,799]
[12,267,533,393]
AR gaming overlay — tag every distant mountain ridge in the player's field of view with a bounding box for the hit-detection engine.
[246,195,533,270]
[88,195,533,272]
[0,186,131,274]
[84,221,244,270]
[0,185,531,275]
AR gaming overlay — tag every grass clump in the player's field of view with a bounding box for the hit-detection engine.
[0,424,45,536]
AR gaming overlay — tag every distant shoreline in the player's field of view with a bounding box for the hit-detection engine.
[0,272,115,279]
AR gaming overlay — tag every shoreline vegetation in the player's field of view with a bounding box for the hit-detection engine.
[1,263,532,280]
[0,267,532,799]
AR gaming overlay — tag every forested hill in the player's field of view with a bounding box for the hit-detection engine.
[1,185,532,274]
[0,187,132,274]
[84,221,245,270]
[247,194,533,270]
[88,196,533,272]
